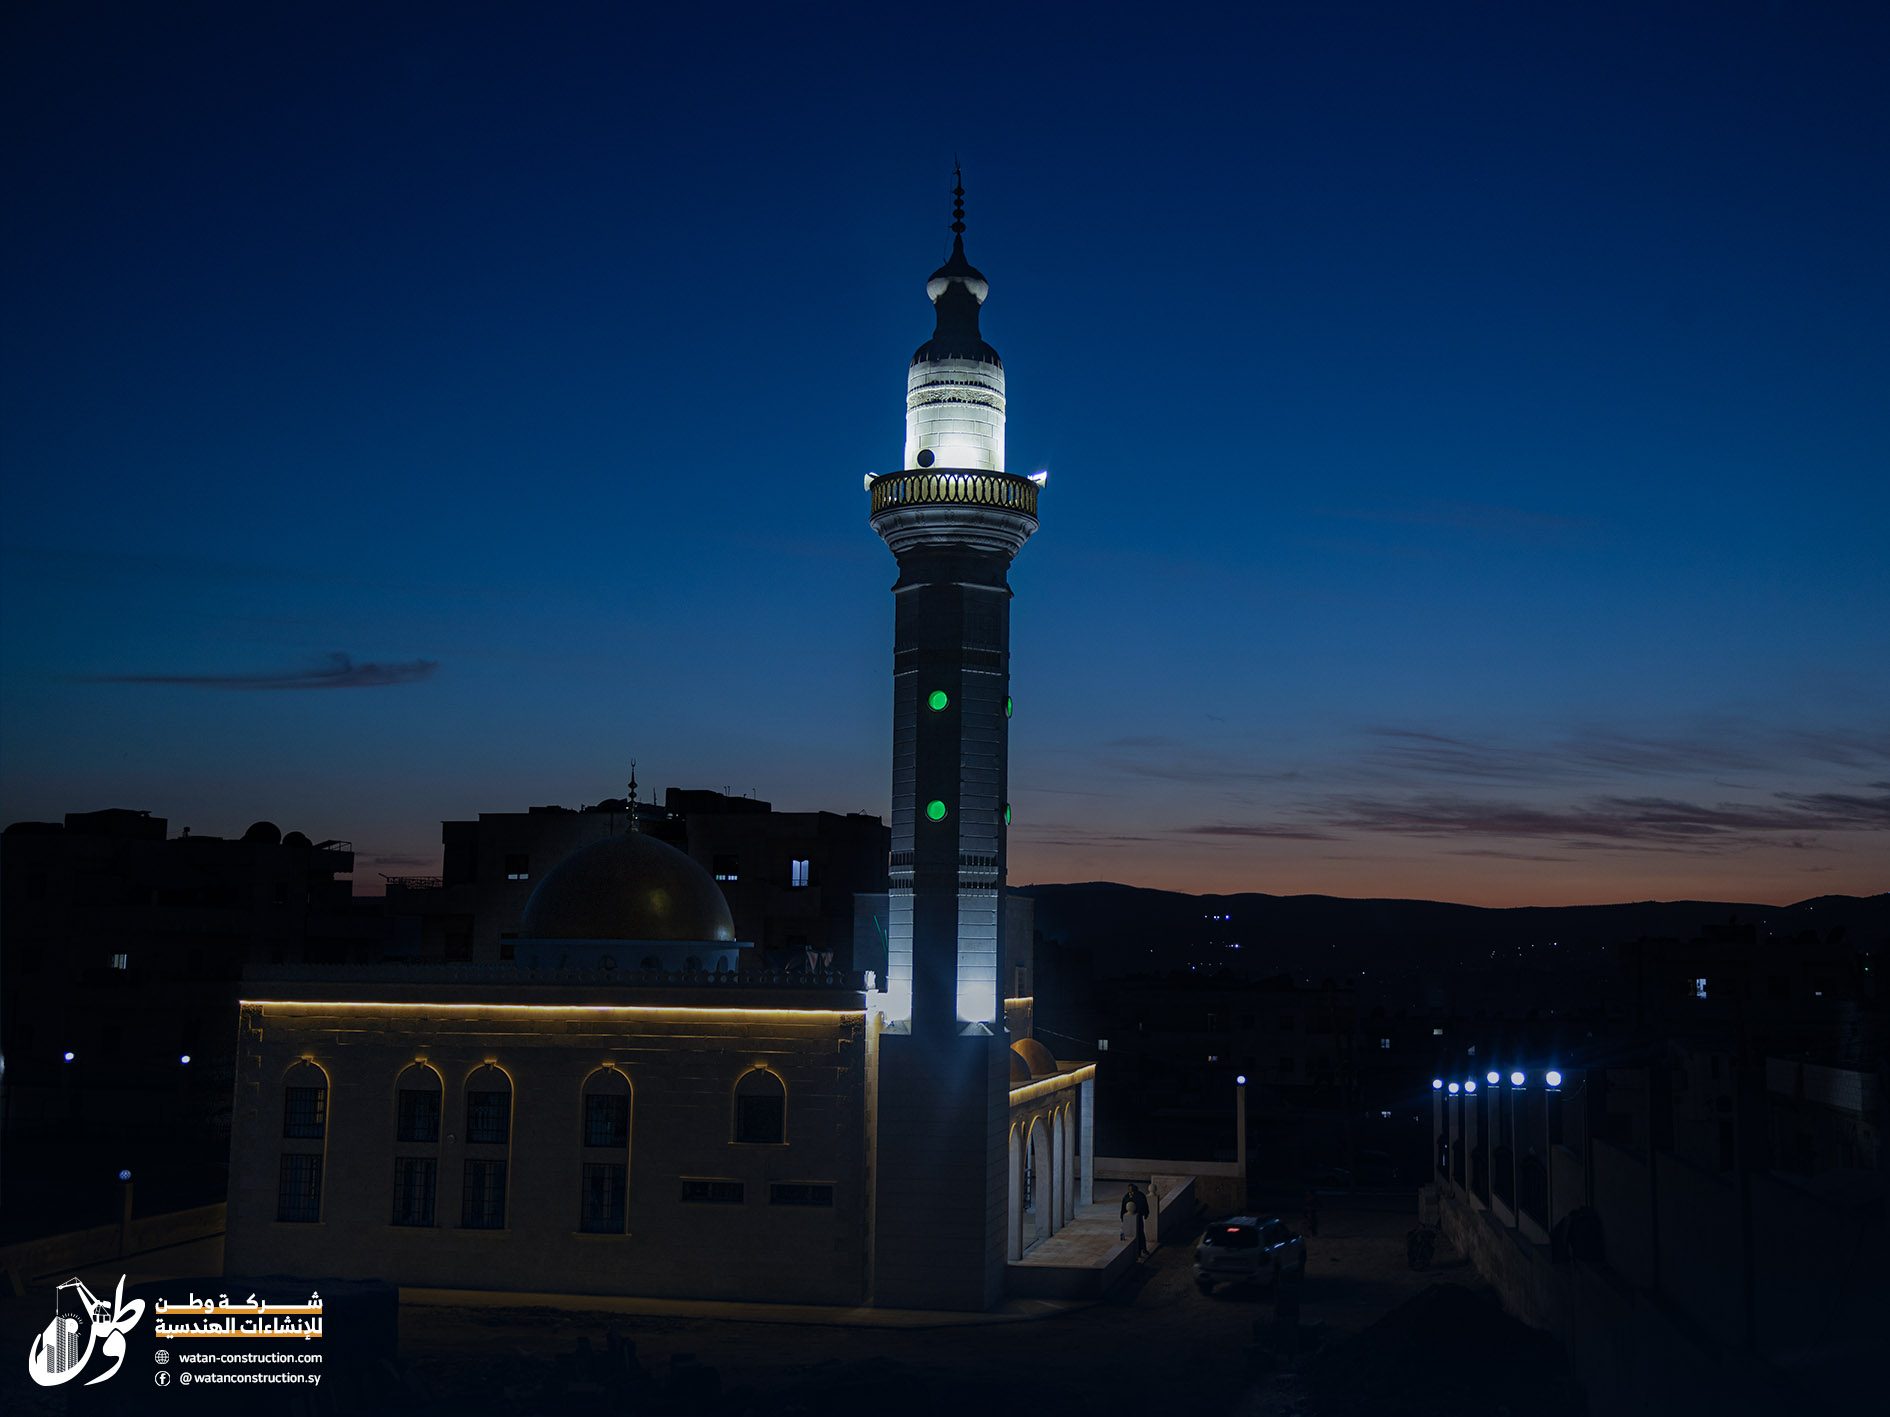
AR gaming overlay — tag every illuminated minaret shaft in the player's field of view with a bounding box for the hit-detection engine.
[869,174,1040,1310]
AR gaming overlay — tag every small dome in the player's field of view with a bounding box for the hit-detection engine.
[1010,1050,1031,1086]
[521,832,734,943]
[242,821,282,845]
[925,237,989,305]
[1011,1038,1058,1079]
[281,830,312,848]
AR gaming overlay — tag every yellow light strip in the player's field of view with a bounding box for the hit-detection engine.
[241,1000,863,1020]
[1008,1063,1097,1107]
[1003,996,1034,1008]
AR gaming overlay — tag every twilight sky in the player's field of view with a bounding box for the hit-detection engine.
[3,3,1887,907]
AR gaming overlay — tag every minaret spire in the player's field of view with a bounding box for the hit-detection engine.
[626,760,639,834]
[951,163,966,237]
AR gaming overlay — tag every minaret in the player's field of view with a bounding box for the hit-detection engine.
[868,174,1040,1310]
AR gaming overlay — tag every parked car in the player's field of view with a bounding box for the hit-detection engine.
[1193,1215,1307,1295]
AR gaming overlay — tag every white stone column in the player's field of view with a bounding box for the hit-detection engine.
[1050,1108,1065,1233]
[1007,1124,1024,1261]
[1061,1104,1076,1218]
[1080,1076,1096,1205]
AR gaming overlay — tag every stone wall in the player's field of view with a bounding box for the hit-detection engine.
[225,1001,869,1305]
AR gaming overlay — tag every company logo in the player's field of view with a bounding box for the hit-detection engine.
[26,1274,145,1388]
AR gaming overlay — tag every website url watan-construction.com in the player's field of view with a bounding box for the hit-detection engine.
[175,1352,321,1365]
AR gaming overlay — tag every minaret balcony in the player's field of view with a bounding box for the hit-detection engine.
[869,469,1039,518]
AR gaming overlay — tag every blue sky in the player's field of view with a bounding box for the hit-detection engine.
[3,2,1886,904]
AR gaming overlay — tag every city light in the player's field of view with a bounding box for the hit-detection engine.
[1448,1082,1460,1094]
[1545,1070,1563,1088]
[117,1169,132,1182]
[1431,1078,1444,1090]
[1236,1074,1247,1086]
[1510,1071,1525,1086]
[1465,1080,1477,1094]
[180,1054,192,1065]
[1487,1070,1501,1085]
[63,1050,75,1063]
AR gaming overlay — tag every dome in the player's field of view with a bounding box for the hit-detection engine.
[925,236,989,305]
[242,821,282,845]
[1011,1038,1058,1079]
[520,832,735,943]
[1010,1050,1031,1086]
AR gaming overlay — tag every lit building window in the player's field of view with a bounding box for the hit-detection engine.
[503,853,530,882]
[1432,1027,1444,1036]
[1695,977,1709,1000]
[790,859,811,888]
[713,854,740,882]
[461,1159,506,1229]
[110,953,129,970]
[1380,1038,1391,1050]
[276,1154,321,1223]
[391,1158,436,1227]
[733,1068,786,1144]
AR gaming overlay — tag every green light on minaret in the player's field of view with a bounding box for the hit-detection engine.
[1005,695,1013,718]
[925,799,948,822]
[1004,803,1012,826]
[927,689,949,711]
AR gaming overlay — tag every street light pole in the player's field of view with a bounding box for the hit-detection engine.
[1235,1074,1248,1200]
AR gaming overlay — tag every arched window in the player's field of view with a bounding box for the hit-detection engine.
[392,1064,441,1227]
[580,1068,631,1234]
[277,1061,326,1223]
[396,1064,442,1143]
[461,1065,511,1230]
[733,1068,786,1145]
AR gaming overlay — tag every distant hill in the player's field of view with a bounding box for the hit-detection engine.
[1013,882,1890,979]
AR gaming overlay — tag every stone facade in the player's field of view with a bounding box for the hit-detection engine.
[225,977,870,1305]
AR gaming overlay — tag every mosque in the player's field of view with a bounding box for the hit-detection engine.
[223,180,1098,1311]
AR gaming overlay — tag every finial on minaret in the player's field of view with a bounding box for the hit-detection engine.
[951,162,965,236]
[626,760,639,833]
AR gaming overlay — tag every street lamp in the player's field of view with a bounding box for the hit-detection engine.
[1487,1070,1500,1086]
[1510,1071,1525,1087]
[1448,1082,1460,1095]
[180,1054,192,1066]
[1431,1078,1444,1090]
[1545,1070,1562,1089]
[1465,1079,1477,1094]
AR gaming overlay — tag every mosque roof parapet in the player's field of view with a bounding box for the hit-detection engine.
[242,961,872,1007]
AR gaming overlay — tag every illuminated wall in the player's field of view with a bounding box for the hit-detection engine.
[905,355,1006,472]
[224,989,872,1306]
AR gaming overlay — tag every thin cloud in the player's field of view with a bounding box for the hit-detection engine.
[83,652,438,691]
[1323,789,1890,853]
[1178,823,1340,841]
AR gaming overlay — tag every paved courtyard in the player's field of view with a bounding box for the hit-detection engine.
[395,1194,1488,1416]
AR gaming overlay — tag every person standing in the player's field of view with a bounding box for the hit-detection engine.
[1121,1182,1150,1258]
